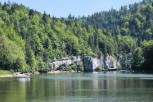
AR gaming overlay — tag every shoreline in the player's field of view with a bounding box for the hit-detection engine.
[0,70,137,78]
[0,70,77,78]
[0,74,14,78]
[48,70,77,74]
[0,72,32,78]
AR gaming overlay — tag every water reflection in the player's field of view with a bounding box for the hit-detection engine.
[0,72,153,102]
[17,78,31,82]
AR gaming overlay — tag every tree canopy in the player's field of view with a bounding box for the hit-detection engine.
[1,0,153,72]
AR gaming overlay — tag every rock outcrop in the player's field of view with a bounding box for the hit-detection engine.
[83,55,117,72]
[49,56,81,70]
[49,55,118,72]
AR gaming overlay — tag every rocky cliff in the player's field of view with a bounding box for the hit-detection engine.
[83,55,118,72]
[49,55,119,72]
[49,56,81,70]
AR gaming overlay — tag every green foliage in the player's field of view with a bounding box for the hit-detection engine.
[71,64,78,71]
[131,40,153,71]
[117,35,136,53]
[0,36,27,72]
[1,1,153,72]
[58,61,84,72]
[77,61,84,72]
[58,64,72,71]
[70,0,153,71]
[25,45,37,72]
[74,0,153,42]
[141,40,153,71]
[0,70,12,75]
[95,66,102,71]
[0,2,119,72]
[131,47,143,70]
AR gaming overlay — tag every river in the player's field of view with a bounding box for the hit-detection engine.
[0,72,153,102]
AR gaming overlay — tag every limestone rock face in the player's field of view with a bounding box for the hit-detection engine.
[105,56,117,69]
[49,55,118,72]
[49,56,81,70]
[82,56,94,72]
[83,55,117,72]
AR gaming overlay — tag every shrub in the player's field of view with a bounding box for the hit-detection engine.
[95,66,102,71]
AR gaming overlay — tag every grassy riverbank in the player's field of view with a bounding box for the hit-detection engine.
[0,70,13,77]
[0,70,12,75]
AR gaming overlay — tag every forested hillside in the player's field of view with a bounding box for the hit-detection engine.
[71,0,153,71]
[74,0,153,40]
[0,2,136,72]
[1,0,153,72]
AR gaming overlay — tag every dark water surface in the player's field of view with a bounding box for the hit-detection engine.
[0,72,153,102]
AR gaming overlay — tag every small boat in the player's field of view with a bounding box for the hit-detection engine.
[15,74,31,78]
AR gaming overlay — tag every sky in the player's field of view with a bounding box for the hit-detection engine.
[1,0,142,17]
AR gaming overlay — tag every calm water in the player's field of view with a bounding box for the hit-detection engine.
[0,72,153,102]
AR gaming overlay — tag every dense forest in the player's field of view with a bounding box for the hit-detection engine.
[0,0,153,72]
[74,0,153,41]
[69,0,153,72]
[0,2,131,72]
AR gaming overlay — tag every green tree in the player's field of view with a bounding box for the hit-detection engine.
[0,36,27,72]
[25,45,37,72]
[142,40,153,71]
[131,47,143,70]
